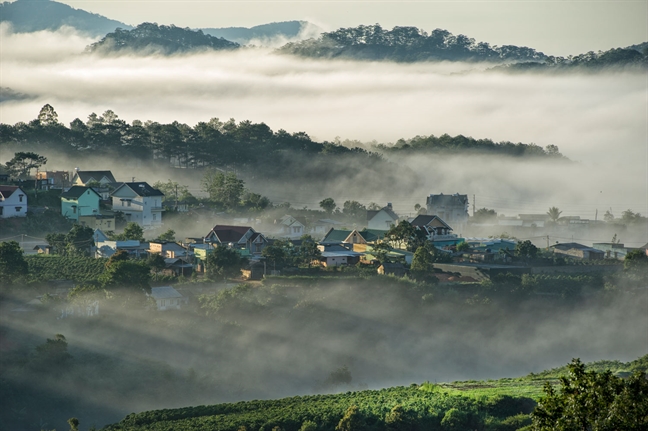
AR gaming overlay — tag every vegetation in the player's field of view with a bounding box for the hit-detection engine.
[88,22,240,54]
[25,255,106,283]
[100,354,648,431]
[278,24,547,62]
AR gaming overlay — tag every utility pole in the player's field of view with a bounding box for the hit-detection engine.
[175,184,178,211]
[472,194,475,217]
[546,235,550,249]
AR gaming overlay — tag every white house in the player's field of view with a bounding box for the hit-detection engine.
[110,182,164,229]
[367,203,399,230]
[274,215,306,239]
[0,186,27,218]
[150,286,187,311]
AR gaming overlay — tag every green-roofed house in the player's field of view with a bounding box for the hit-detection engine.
[321,228,387,245]
[61,186,101,221]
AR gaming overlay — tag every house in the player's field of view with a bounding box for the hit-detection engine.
[61,186,101,221]
[94,229,149,259]
[36,170,70,190]
[110,182,164,229]
[204,225,268,255]
[33,245,53,255]
[591,243,637,260]
[150,286,188,311]
[0,185,27,218]
[377,262,408,277]
[72,170,116,186]
[320,228,386,245]
[317,244,363,267]
[367,203,399,230]
[72,170,118,200]
[148,241,192,259]
[551,243,605,260]
[426,193,469,231]
[274,215,306,239]
[311,218,343,236]
[410,214,461,247]
[163,258,194,277]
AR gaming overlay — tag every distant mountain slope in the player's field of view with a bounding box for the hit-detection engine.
[278,24,547,62]
[201,21,321,45]
[88,22,239,55]
[0,0,131,36]
[494,47,647,72]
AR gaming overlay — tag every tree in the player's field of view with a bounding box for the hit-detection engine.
[65,223,94,255]
[386,220,425,251]
[342,200,366,218]
[603,210,614,222]
[473,207,497,223]
[319,197,336,214]
[37,104,60,126]
[623,249,648,282]
[547,206,562,223]
[0,241,28,285]
[336,405,364,431]
[515,240,537,262]
[456,241,470,252]
[100,259,151,290]
[155,229,176,242]
[34,334,72,365]
[385,405,414,431]
[262,240,290,270]
[111,222,145,241]
[147,253,167,280]
[202,171,245,210]
[5,151,47,179]
[531,358,648,430]
[410,246,436,282]
[67,417,80,431]
[297,235,321,267]
[205,246,248,280]
[372,241,393,263]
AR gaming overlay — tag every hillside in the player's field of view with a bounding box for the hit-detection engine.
[277,24,547,63]
[87,22,240,55]
[102,354,647,431]
[0,0,131,36]
[202,21,321,45]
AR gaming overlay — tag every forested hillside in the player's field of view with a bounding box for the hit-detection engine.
[88,23,240,54]
[278,24,547,62]
[278,24,648,70]
[201,21,319,45]
[0,105,566,197]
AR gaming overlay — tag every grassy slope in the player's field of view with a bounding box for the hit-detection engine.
[103,354,647,431]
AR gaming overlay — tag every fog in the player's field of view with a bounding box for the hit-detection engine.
[2,278,646,429]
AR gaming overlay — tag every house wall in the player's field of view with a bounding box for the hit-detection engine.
[61,189,100,221]
[0,188,27,218]
[78,215,115,230]
[112,192,163,228]
[368,210,397,230]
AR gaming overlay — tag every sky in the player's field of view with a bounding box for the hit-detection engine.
[45,0,648,56]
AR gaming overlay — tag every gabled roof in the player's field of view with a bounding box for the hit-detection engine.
[321,228,353,243]
[551,242,601,252]
[367,207,399,222]
[112,182,164,197]
[151,286,183,299]
[0,185,22,199]
[75,170,116,183]
[206,225,254,243]
[411,215,452,230]
[358,229,387,242]
[61,186,101,200]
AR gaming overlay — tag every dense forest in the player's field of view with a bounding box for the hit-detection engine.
[0,105,566,188]
[88,23,240,54]
[277,25,547,62]
[278,24,648,69]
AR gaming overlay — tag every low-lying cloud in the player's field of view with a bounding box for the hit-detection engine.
[1,26,645,222]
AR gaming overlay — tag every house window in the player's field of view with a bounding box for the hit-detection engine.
[161,299,166,307]
[127,201,131,207]
[107,221,111,228]
[16,207,22,212]
[153,214,157,221]
[19,194,24,202]
[0,207,3,215]
[293,227,300,233]
[73,206,77,214]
